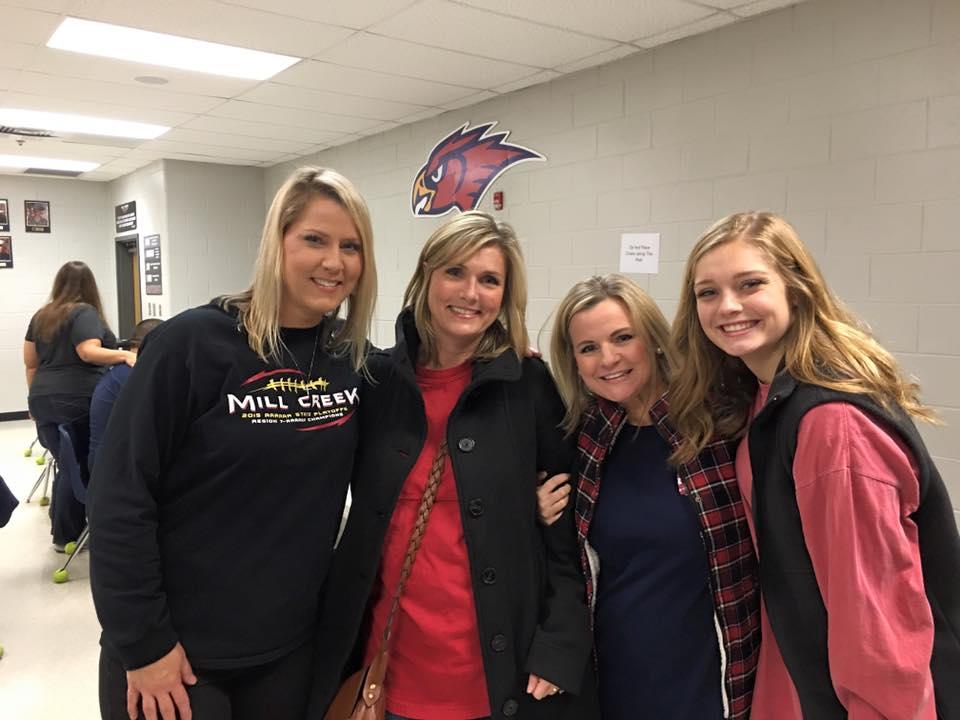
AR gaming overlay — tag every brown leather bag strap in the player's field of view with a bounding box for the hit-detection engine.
[377,440,448,651]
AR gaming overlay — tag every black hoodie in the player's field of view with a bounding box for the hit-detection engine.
[88,302,361,670]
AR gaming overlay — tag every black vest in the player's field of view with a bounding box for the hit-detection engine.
[747,375,960,719]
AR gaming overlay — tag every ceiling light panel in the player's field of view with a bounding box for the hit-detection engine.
[0,154,99,172]
[0,108,168,139]
[47,17,299,80]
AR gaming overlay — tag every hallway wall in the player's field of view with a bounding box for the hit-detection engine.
[266,0,960,524]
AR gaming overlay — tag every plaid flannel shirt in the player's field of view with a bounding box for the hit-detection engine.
[573,393,761,719]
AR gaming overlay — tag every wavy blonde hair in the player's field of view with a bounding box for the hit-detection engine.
[221,167,377,371]
[670,211,935,464]
[550,274,676,434]
[402,211,528,365]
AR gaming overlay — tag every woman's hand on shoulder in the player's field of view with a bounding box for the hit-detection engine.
[122,350,137,367]
[537,472,571,526]
[526,672,564,699]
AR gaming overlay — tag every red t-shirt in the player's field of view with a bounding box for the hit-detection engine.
[737,384,935,720]
[363,360,491,719]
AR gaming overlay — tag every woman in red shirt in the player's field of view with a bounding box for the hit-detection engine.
[312,211,596,720]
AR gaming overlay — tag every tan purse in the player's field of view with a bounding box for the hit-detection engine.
[324,442,449,720]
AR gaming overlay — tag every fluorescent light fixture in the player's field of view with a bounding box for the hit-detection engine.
[47,17,300,81]
[0,155,99,173]
[0,109,168,140]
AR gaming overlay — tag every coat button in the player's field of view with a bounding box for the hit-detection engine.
[491,633,508,652]
[502,698,519,716]
[468,498,484,517]
[481,567,497,585]
[457,437,476,452]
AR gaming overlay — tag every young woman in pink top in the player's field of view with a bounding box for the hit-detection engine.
[669,211,960,719]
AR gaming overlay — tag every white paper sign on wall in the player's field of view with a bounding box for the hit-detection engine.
[619,233,660,274]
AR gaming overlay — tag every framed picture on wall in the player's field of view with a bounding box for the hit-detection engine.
[0,236,13,269]
[25,200,51,233]
[0,198,9,232]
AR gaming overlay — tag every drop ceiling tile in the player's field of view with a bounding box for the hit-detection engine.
[237,83,431,120]
[1,91,194,126]
[636,11,736,46]
[79,169,119,180]
[25,48,260,98]
[68,0,353,58]
[208,99,386,133]
[317,33,538,88]
[180,115,347,145]
[271,60,478,106]
[555,45,642,75]
[494,70,562,95]
[162,152,261,166]
[11,71,225,115]
[455,0,716,43]
[730,0,800,17]
[140,139,281,163]
[0,4,62,44]
[217,0,419,30]
[692,0,753,8]
[0,40,37,70]
[0,68,16,90]
[95,158,153,172]
[441,90,498,111]
[0,137,123,161]
[370,0,616,67]
[0,0,72,12]
[395,108,444,126]
[161,127,313,154]
[356,120,402,138]
[112,149,165,163]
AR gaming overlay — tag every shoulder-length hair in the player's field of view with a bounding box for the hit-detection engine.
[221,167,377,371]
[550,274,676,434]
[33,261,107,341]
[670,211,935,464]
[402,211,528,365]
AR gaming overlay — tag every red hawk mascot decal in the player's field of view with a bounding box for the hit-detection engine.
[412,121,544,217]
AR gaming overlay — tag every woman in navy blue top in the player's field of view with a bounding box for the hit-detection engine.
[537,274,760,719]
[590,423,722,718]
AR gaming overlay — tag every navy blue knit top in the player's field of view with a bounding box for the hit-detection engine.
[589,423,723,719]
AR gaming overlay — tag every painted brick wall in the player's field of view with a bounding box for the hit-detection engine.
[163,160,264,311]
[0,174,111,414]
[266,0,960,526]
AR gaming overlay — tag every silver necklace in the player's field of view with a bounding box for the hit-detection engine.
[287,324,322,387]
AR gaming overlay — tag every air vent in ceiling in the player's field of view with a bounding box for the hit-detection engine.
[0,126,55,138]
[0,125,139,149]
[23,167,84,178]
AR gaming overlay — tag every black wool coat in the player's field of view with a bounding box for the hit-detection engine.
[308,311,597,720]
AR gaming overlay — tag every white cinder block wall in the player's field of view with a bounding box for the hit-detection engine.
[0,175,112,414]
[289,0,960,529]
[108,161,171,320]
[163,161,264,310]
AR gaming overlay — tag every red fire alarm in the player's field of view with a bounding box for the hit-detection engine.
[493,191,503,211]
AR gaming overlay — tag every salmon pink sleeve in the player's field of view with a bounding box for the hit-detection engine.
[793,402,935,720]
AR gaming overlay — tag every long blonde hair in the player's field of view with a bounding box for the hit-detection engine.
[402,211,528,365]
[550,274,676,434]
[221,167,377,371]
[670,211,934,464]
